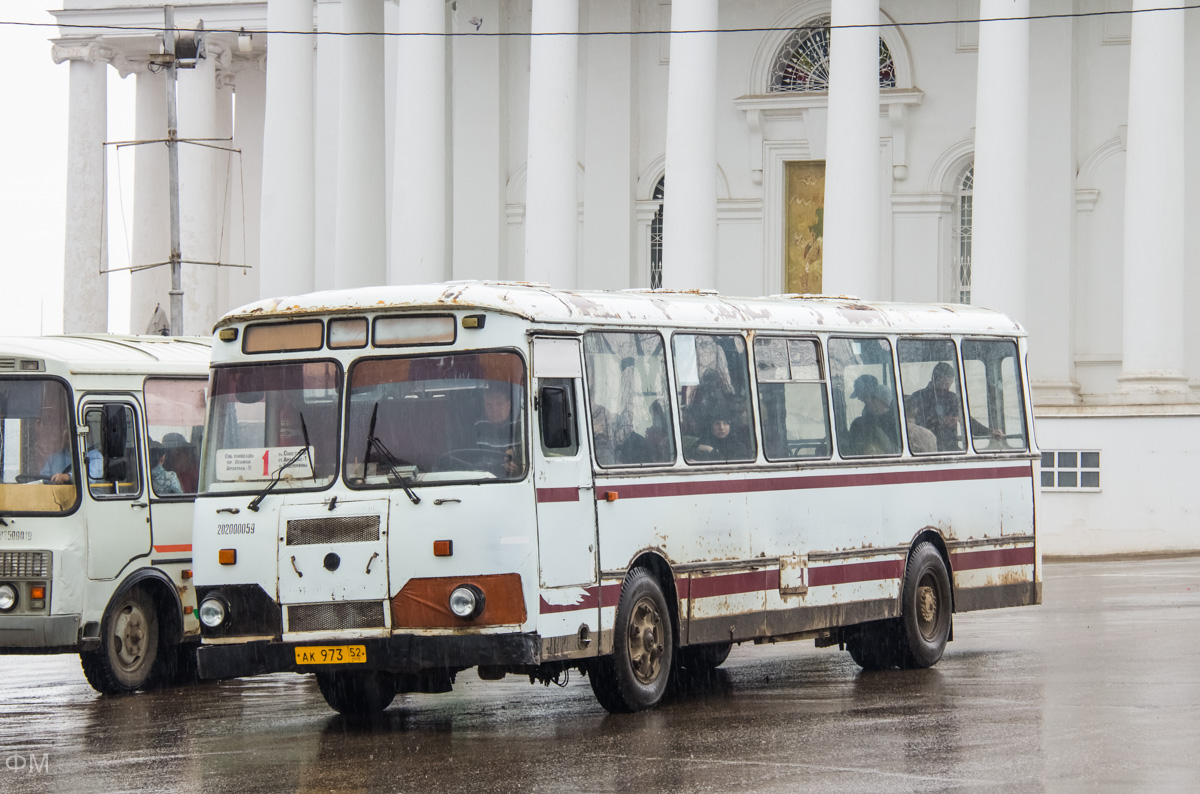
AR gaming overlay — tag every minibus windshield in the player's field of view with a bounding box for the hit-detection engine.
[0,379,80,514]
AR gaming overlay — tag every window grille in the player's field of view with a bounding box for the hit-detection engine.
[769,17,897,93]
[650,177,665,289]
[951,165,973,304]
[1040,450,1101,491]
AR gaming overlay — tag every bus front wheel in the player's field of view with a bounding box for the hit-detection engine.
[588,567,674,713]
[315,670,397,716]
[80,586,162,694]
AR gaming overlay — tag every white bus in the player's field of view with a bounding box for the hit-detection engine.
[0,335,211,693]
[193,283,1039,715]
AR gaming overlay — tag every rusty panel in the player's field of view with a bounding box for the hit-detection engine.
[391,574,526,628]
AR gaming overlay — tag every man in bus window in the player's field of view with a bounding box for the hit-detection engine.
[906,362,965,451]
[847,374,900,456]
[475,384,523,476]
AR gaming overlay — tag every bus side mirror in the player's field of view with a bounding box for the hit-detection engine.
[539,386,573,449]
[101,405,128,481]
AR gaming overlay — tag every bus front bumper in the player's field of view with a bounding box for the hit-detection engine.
[196,632,542,680]
[0,615,80,653]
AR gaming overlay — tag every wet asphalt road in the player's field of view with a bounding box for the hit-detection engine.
[2,558,1198,793]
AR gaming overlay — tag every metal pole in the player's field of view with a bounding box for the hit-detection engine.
[164,5,184,336]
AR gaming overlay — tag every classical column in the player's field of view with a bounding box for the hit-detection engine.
[391,0,447,285]
[1026,1,1080,405]
[52,40,111,333]
[971,0,1029,323]
[224,55,266,313]
[451,1,505,281]
[1117,0,1188,401]
[260,0,316,298]
[822,0,880,299]
[662,0,717,290]
[335,0,385,288]
[582,0,637,290]
[129,64,170,333]
[524,0,579,288]
[176,41,223,334]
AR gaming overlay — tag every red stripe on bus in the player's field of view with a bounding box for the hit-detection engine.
[951,545,1035,571]
[808,559,905,587]
[536,487,581,504]
[594,464,1031,501]
[152,544,192,553]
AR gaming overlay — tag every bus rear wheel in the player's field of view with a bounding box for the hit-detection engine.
[80,587,162,694]
[589,568,674,713]
[315,670,397,716]
[896,542,952,669]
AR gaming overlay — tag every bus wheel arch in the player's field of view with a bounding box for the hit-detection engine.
[907,528,955,614]
[79,570,181,694]
[895,540,954,669]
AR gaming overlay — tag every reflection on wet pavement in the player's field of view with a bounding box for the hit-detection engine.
[1,559,1198,792]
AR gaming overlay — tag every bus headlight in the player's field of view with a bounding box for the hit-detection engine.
[199,596,229,628]
[0,584,17,612]
[448,585,485,620]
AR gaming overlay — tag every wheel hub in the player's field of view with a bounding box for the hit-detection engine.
[112,605,147,671]
[917,582,938,638]
[628,598,664,684]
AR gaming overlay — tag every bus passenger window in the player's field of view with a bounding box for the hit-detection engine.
[828,337,902,458]
[898,339,966,454]
[84,404,141,499]
[673,334,756,464]
[962,340,1028,452]
[145,378,208,496]
[754,338,831,461]
[538,378,578,457]
[583,332,675,467]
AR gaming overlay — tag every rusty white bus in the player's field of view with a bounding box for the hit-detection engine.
[192,283,1039,715]
[0,335,211,693]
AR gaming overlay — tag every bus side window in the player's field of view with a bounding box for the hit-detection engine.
[673,334,757,464]
[583,332,675,467]
[538,378,578,457]
[897,338,966,455]
[828,337,903,458]
[753,337,831,461]
[84,404,142,499]
[962,339,1028,452]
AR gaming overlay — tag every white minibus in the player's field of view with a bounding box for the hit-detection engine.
[0,335,211,692]
[192,283,1039,715]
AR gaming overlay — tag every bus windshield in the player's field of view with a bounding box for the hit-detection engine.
[344,351,527,486]
[201,361,342,494]
[0,378,80,514]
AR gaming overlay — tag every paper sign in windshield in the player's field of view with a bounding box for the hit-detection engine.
[217,447,314,481]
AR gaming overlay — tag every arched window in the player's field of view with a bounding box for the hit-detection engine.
[650,177,665,289]
[952,164,973,304]
[769,16,897,92]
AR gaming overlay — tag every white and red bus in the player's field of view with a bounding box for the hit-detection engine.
[0,335,211,692]
[192,283,1039,715]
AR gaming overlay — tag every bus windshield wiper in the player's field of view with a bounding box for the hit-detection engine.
[247,413,316,512]
[364,402,420,505]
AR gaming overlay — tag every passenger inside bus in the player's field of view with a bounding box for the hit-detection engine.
[905,362,966,451]
[149,444,183,495]
[162,433,199,493]
[690,401,753,462]
[474,384,524,477]
[847,374,901,456]
[591,405,654,466]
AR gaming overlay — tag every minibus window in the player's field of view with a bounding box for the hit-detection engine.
[829,337,902,458]
[962,339,1028,452]
[674,334,756,464]
[754,338,831,461]
[583,332,675,467]
[0,379,80,514]
[897,339,966,455]
[145,378,208,496]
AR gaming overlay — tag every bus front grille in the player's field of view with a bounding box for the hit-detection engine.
[285,515,381,546]
[0,551,50,579]
[287,601,386,632]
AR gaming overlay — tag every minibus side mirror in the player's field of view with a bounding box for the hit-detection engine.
[101,404,128,481]
[539,386,573,449]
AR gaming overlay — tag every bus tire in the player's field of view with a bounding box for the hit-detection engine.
[315,670,397,716]
[845,621,901,670]
[588,568,674,713]
[896,542,952,669]
[79,586,162,694]
[676,642,732,673]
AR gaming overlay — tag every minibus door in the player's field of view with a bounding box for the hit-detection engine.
[81,399,152,580]
[532,338,599,589]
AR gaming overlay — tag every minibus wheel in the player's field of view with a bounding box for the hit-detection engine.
[315,670,397,716]
[896,542,952,668]
[80,587,161,694]
[588,567,674,713]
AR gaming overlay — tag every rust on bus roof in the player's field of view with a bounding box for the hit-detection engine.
[216,281,1024,336]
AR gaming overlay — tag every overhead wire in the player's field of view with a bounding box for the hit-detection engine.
[0,3,1198,39]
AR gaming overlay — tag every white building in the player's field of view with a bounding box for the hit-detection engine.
[48,0,1199,556]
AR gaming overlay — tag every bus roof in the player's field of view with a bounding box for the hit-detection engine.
[0,335,212,376]
[218,282,1025,337]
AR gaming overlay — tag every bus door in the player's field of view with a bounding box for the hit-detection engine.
[80,399,150,580]
[532,338,598,590]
